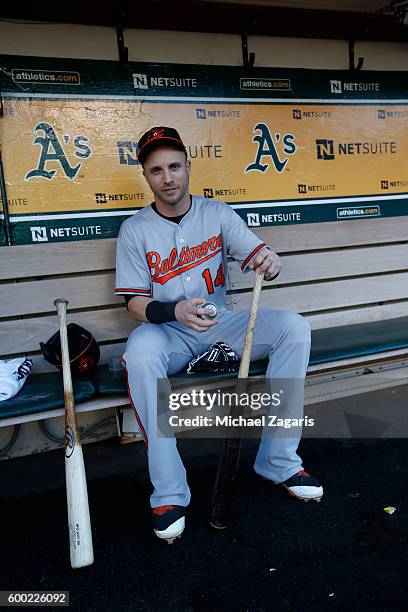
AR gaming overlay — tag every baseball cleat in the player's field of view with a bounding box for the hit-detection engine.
[152,505,186,543]
[282,470,323,502]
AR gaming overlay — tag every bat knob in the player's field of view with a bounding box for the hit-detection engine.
[54,298,69,307]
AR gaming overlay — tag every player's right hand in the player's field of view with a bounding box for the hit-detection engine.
[175,298,219,332]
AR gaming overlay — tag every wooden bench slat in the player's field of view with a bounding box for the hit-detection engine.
[0,239,116,280]
[253,216,408,252]
[228,244,408,289]
[0,272,119,318]
[3,300,407,358]
[1,216,407,282]
[307,302,408,330]
[231,272,408,313]
[0,307,136,355]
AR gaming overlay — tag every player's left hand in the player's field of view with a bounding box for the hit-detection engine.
[248,247,281,281]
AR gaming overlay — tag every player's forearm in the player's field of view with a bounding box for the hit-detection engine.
[126,297,178,324]
[126,296,153,322]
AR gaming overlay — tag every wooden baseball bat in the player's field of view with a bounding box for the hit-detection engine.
[54,298,94,569]
[210,271,264,529]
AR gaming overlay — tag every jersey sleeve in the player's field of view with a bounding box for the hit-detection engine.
[114,222,152,297]
[218,202,268,272]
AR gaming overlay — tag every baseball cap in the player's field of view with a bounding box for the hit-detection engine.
[137,126,187,165]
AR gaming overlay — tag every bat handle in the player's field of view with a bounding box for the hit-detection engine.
[54,298,73,397]
[238,271,264,379]
[54,298,68,325]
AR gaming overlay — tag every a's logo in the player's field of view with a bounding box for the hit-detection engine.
[30,226,48,242]
[203,188,214,198]
[247,213,260,227]
[378,110,386,119]
[316,139,335,160]
[132,73,148,89]
[117,141,139,165]
[381,180,389,189]
[330,80,342,93]
[293,109,302,120]
[25,123,91,181]
[298,184,307,194]
[245,123,297,174]
[95,193,108,204]
[196,108,206,119]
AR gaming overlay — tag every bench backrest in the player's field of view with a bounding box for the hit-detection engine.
[1,215,407,373]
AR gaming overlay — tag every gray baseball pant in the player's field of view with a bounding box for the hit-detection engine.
[122,309,311,508]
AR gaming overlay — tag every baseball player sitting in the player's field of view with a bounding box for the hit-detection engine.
[115,126,323,543]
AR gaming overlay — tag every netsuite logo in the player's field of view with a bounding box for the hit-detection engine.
[30,225,102,242]
[292,109,332,120]
[117,140,222,163]
[316,139,335,160]
[117,141,140,165]
[330,79,380,94]
[132,73,198,90]
[203,187,247,198]
[381,179,408,189]
[378,109,408,119]
[316,139,396,160]
[95,192,144,204]
[245,123,297,174]
[30,226,48,242]
[247,213,260,227]
[25,123,91,181]
[298,183,335,193]
[196,108,240,120]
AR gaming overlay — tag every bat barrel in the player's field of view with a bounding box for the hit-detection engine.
[54,297,94,568]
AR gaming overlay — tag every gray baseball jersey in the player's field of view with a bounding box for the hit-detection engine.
[115,195,267,310]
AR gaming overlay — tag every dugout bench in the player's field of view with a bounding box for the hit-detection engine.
[1,215,408,458]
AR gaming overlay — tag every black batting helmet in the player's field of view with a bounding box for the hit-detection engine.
[40,323,100,375]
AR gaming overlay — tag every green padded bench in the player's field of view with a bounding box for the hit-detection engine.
[90,317,408,395]
[2,316,408,424]
[0,373,96,421]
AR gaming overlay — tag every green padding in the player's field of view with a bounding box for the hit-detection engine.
[310,316,408,365]
[95,316,408,395]
[94,361,268,396]
[93,365,128,395]
[0,372,96,420]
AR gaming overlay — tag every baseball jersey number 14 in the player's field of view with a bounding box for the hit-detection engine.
[202,264,225,294]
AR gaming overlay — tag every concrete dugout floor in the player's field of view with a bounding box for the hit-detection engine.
[1,384,408,611]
